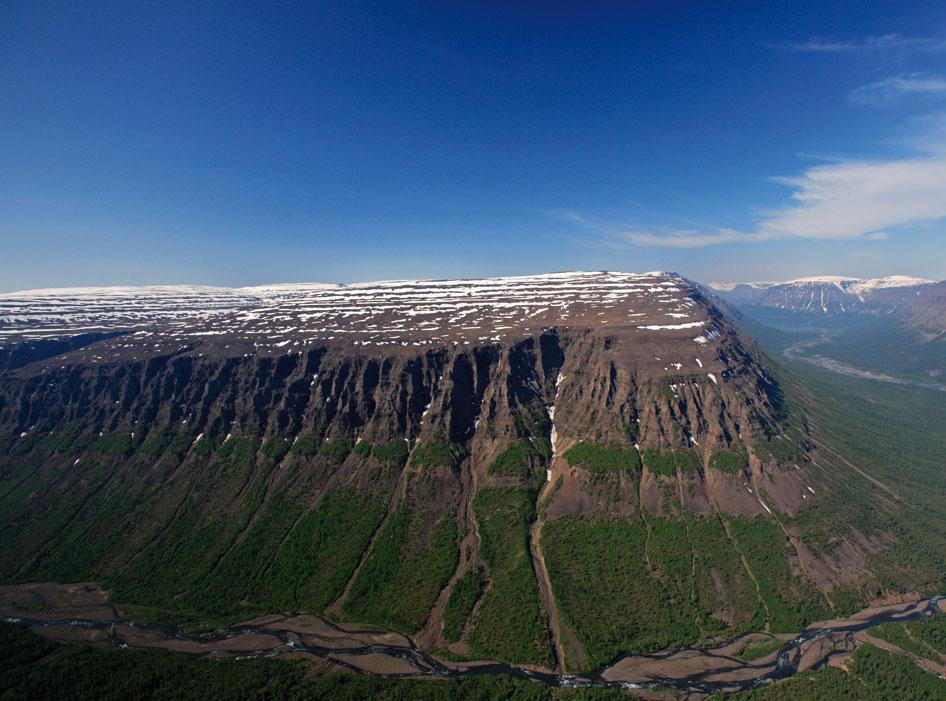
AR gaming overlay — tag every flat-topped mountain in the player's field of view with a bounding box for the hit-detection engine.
[1,270,943,676]
[1,271,701,347]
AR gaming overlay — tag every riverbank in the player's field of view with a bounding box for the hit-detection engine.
[1,582,942,698]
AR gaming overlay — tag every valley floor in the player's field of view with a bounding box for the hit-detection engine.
[3,581,945,698]
[782,336,946,393]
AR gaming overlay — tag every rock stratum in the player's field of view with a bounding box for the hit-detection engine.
[1,271,943,674]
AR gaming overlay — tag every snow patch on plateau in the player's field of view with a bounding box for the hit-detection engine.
[637,321,706,331]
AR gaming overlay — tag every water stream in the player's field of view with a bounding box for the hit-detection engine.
[5,595,942,693]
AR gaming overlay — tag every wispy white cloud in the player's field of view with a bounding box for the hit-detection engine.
[758,155,946,240]
[784,33,946,54]
[568,146,946,248]
[558,212,769,249]
[850,74,946,105]
[614,229,764,249]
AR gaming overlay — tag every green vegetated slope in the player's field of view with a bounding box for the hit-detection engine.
[468,486,553,667]
[725,517,829,632]
[540,348,946,673]
[487,438,550,486]
[776,360,946,598]
[543,516,685,670]
[442,565,485,644]
[564,442,640,478]
[773,355,946,601]
[747,315,946,600]
[868,610,946,665]
[0,622,629,701]
[542,441,796,672]
[343,436,461,633]
[541,485,763,670]
[0,428,403,626]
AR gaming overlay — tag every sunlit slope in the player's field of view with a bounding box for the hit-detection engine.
[1,272,944,674]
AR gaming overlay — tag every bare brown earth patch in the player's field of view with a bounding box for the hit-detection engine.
[0,581,117,621]
[601,647,778,685]
[758,466,809,513]
[544,468,597,519]
[704,470,764,517]
[679,472,713,516]
[807,597,928,630]
[262,613,412,649]
[31,624,112,646]
[797,631,855,673]
[329,652,420,675]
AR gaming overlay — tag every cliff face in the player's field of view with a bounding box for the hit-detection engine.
[0,272,906,672]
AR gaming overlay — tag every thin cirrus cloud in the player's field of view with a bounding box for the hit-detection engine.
[614,229,768,249]
[579,153,946,249]
[785,33,946,53]
[849,74,946,105]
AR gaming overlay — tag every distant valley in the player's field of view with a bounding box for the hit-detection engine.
[711,275,946,389]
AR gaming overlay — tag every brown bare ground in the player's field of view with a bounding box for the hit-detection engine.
[264,613,412,648]
[797,632,854,673]
[602,648,777,685]
[329,652,420,675]
[32,624,111,645]
[0,581,117,621]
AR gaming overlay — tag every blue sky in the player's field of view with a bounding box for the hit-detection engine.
[2,1,946,290]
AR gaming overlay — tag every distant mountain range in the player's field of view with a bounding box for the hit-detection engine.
[711,273,946,387]
[709,275,939,316]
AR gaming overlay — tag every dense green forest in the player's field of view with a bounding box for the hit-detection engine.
[468,486,553,666]
[716,643,946,700]
[0,623,622,701]
[752,322,946,601]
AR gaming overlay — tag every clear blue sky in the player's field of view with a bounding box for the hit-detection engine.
[2,1,946,290]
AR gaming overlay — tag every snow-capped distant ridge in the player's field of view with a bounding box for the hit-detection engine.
[710,275,933,293]
[0,284,244,298]
[711,274,939,316]
[847,275,934,294]
[4,271,676,299]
